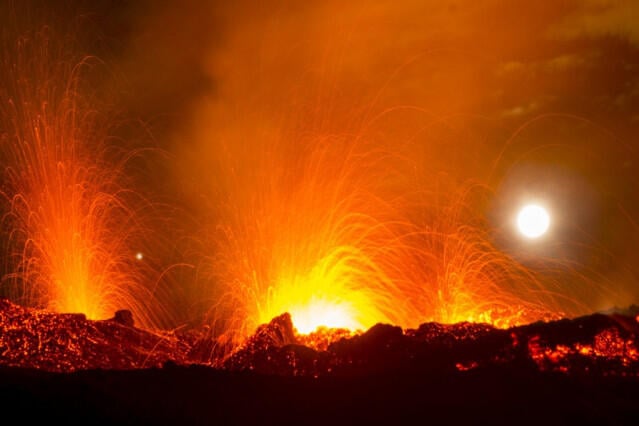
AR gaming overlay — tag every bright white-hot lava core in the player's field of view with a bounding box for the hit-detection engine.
[517,204,550,239]
[289,299,361,334]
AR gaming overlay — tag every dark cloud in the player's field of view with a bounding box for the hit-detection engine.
[551,0,639,44]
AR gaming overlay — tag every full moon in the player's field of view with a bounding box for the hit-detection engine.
[517,204,550,238]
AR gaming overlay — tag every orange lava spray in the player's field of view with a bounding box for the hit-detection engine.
[174,2,624,345]
[0,18,164,327]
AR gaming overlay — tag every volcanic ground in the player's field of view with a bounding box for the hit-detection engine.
[1,298,638,425]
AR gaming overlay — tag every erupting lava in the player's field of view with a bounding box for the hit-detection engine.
[179,5,619,346]
[287,298,360,334]
[0,2,629,354]
[2,7,639,425]
[192,105,576,345]
[0,21,162,327]
[198,131,403,343]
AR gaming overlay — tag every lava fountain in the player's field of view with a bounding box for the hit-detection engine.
[192,111,586,345]
[195,120,404,342]
[172,1,623,346]
[0,17,163,327]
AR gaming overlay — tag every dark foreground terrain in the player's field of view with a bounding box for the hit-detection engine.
[2,363,638,426]
[1,298,638,425]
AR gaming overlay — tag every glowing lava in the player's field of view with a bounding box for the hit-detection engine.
[0,22,162,327]
[287,299,359,334]
[187,12,598,346]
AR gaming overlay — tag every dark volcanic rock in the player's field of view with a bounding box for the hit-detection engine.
[0,299,190,372]
[408,321,498,343]
[221,313,639,377]
[1,298,639,378]
[327,323,414,374]
[111,309,135,327]
[507,313,639,374]
[1,299,639,426]
[223,313,319,375]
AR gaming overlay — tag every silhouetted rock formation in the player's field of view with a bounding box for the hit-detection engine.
[1,299,638,378]
[111,309,134,327]
[0,299,189,371]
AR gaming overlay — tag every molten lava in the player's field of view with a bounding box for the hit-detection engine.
[285,299,360,335]
[176,2,623,348]
[0,22,163,328]
[0,2,632,354]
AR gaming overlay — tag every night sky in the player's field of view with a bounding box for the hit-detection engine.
[1,0,639,328]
